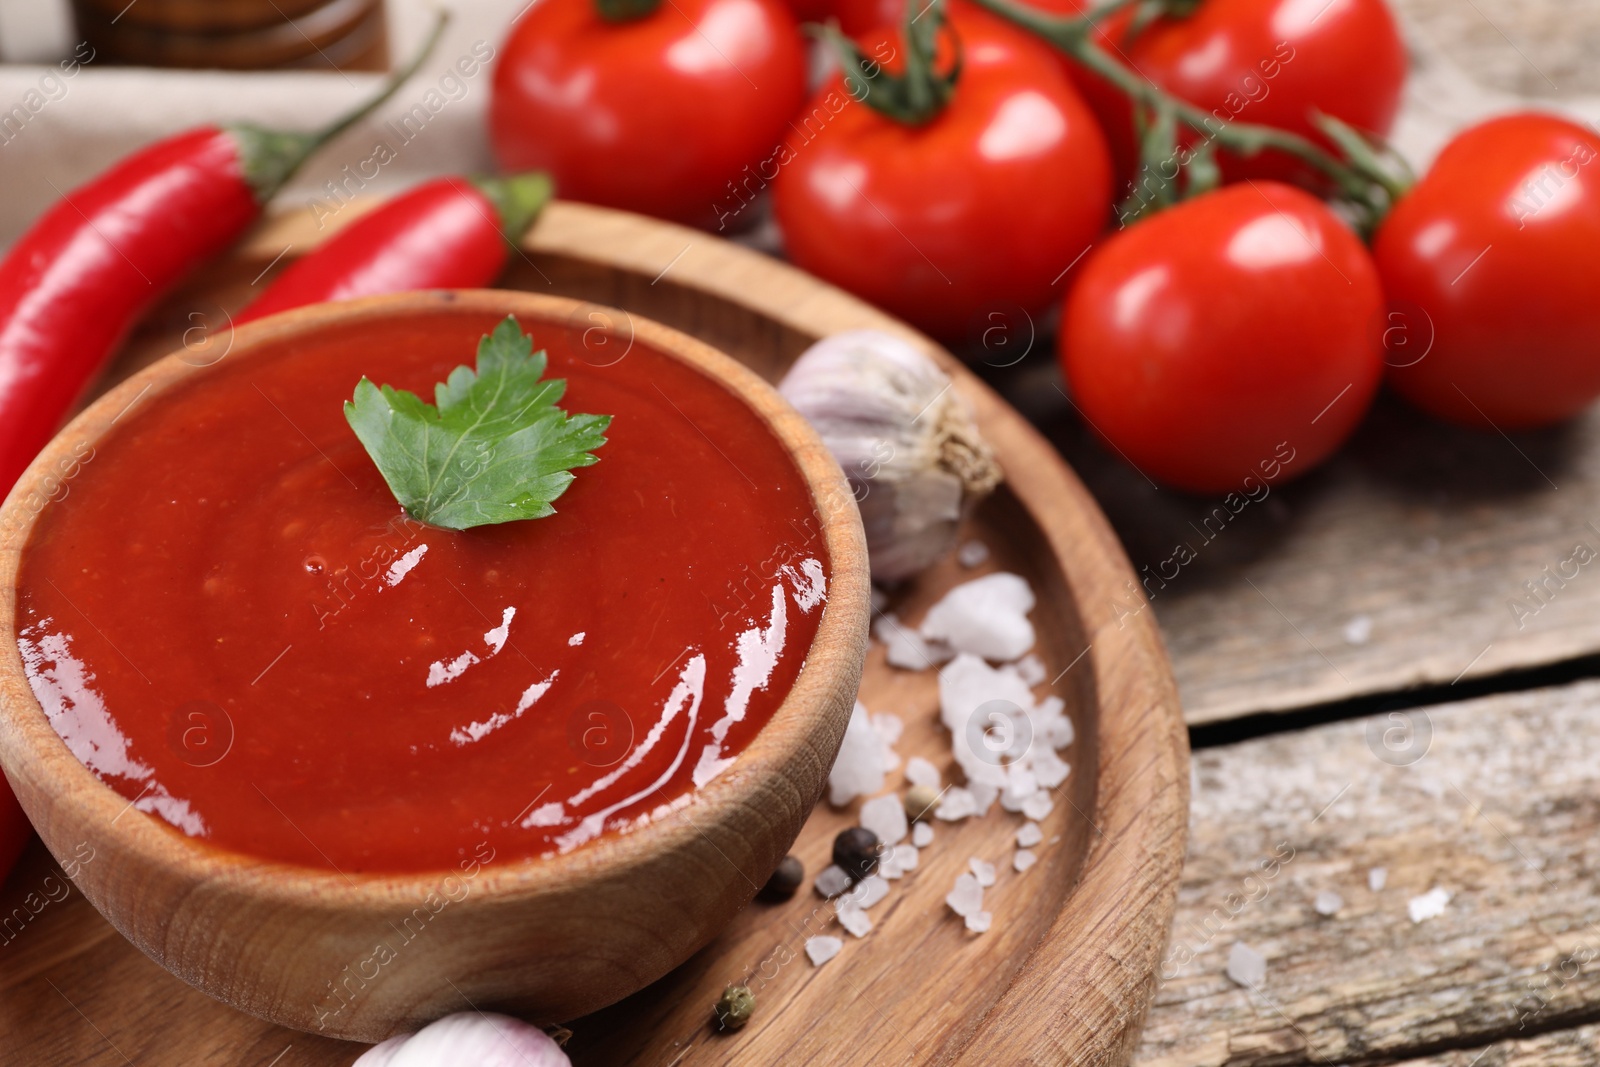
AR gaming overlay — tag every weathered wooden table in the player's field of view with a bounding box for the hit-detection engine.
[986,3,1600,1062]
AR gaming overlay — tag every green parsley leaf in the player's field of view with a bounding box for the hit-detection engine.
[344,315,612,530]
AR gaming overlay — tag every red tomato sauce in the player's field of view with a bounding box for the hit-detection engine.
[15,311,828,874]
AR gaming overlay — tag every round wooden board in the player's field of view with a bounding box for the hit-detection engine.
[0,201,1188,1066]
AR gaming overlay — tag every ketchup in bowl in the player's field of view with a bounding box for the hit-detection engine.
[15,309,829,874]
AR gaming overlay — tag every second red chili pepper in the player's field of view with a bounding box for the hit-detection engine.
[235,172,553,324]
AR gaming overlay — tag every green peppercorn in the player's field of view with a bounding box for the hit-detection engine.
[833,826,880,881]
[715,983,756,1031]
[758,854,804,902]
[904,784,940,823]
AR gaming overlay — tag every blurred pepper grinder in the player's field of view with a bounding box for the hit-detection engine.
[70,0,388,70]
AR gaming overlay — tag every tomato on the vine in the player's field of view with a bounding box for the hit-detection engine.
[1039,0,1405,191]
[772,2,1112,341]
[490,0,808,226]
[1061,181,1383,492]
[1374,113,1600,430]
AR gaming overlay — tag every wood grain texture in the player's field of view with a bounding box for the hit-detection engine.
[1390,0,1599,97]
[1132,678,1600,1067]
[1392,1024,1600,1065]
[1006,350,1600,725]
[0,201,1189,1065]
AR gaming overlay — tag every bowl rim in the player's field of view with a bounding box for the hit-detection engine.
[0,288,870,907]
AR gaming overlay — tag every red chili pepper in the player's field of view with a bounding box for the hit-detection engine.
[235,173,553,325]
[0,16,446,499]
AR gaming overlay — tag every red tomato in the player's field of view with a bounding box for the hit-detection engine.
[1374,114,1600,430]
[1040,0,1405,191]
[490,0,808,226]
[1062,182,1383,492]
[0,780,29,886]
[772,3,1112,340]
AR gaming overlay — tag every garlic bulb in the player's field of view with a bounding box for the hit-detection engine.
[779,330,1001,583]
[355,1012,570,1067]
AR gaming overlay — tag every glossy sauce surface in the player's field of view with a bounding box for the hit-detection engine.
[16,312,827,873]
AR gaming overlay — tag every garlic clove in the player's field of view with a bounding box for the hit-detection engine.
[353,1012,570,1067]
[779,330,1000,584]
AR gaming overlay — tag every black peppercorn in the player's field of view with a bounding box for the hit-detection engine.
[833,826,880,881]
[714,983,756,1031]
[758,854,804,901]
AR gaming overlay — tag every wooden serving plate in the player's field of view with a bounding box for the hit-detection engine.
[0,201,1188,1066]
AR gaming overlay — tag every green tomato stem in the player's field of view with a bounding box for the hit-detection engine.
[969,0,1398,227]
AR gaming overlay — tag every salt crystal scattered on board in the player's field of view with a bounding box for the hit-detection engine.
[815,865,853,898]
[1014,653,1046,687]
[970,781,1000,817]
[946,873,983,917]
[873,612,954,670]
[878,854,903,880]
[1343,614,1372,645]
[1013,849,1037,873]
[1408,886,1452,923]
[936,786,977,821]
[905,756,941,788]
[828,702,887,805]
[1368,867,1388,892]
[893,843,918,871]
[957,540,989,568]
[861,792,909,846]
[836,902,873,938]
[912,822,934,847]
[965,911,993,934]
[1313,890,1344,916]
[969,857,997,888]
[871,712,904,747]
[921,573,1037,662]
[1021,792,1054,821]
[853,874,891,909]
[1226,942,1267,988]
[806,936,843,966]
[1016,822,1043,848]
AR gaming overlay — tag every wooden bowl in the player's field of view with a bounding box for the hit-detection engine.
[0,290,871,1041]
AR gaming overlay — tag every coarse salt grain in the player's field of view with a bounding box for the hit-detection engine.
[893,843,918,871]
[1343,614,1372,645]
[836,902,873,938]
[878,854,903,880]
[965,910,993,934]
[852,874,891,909]
[1368,867,1388,892]
[871,712,904,747]
[1021,791,1054,821]
[814,865,853,899]
[912,822,934,847]
[946,873,983,917]
[969,857,997,887]
[970,781,1000,817]
[905,756,941,788]
[1408,886,1452,923]
[806,936,843,966]
[828,702,887,805]
[1013,849,1037,873]
[936,786,977,821]
[957,540,989,568]
[873,612,954,671]
[1313,890,1343,916]
[1226,942,1267,988]
[921,573,1037,662]
[1016,822,1043,848]
[1014,653,1047,686]
[860,792,909,846]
